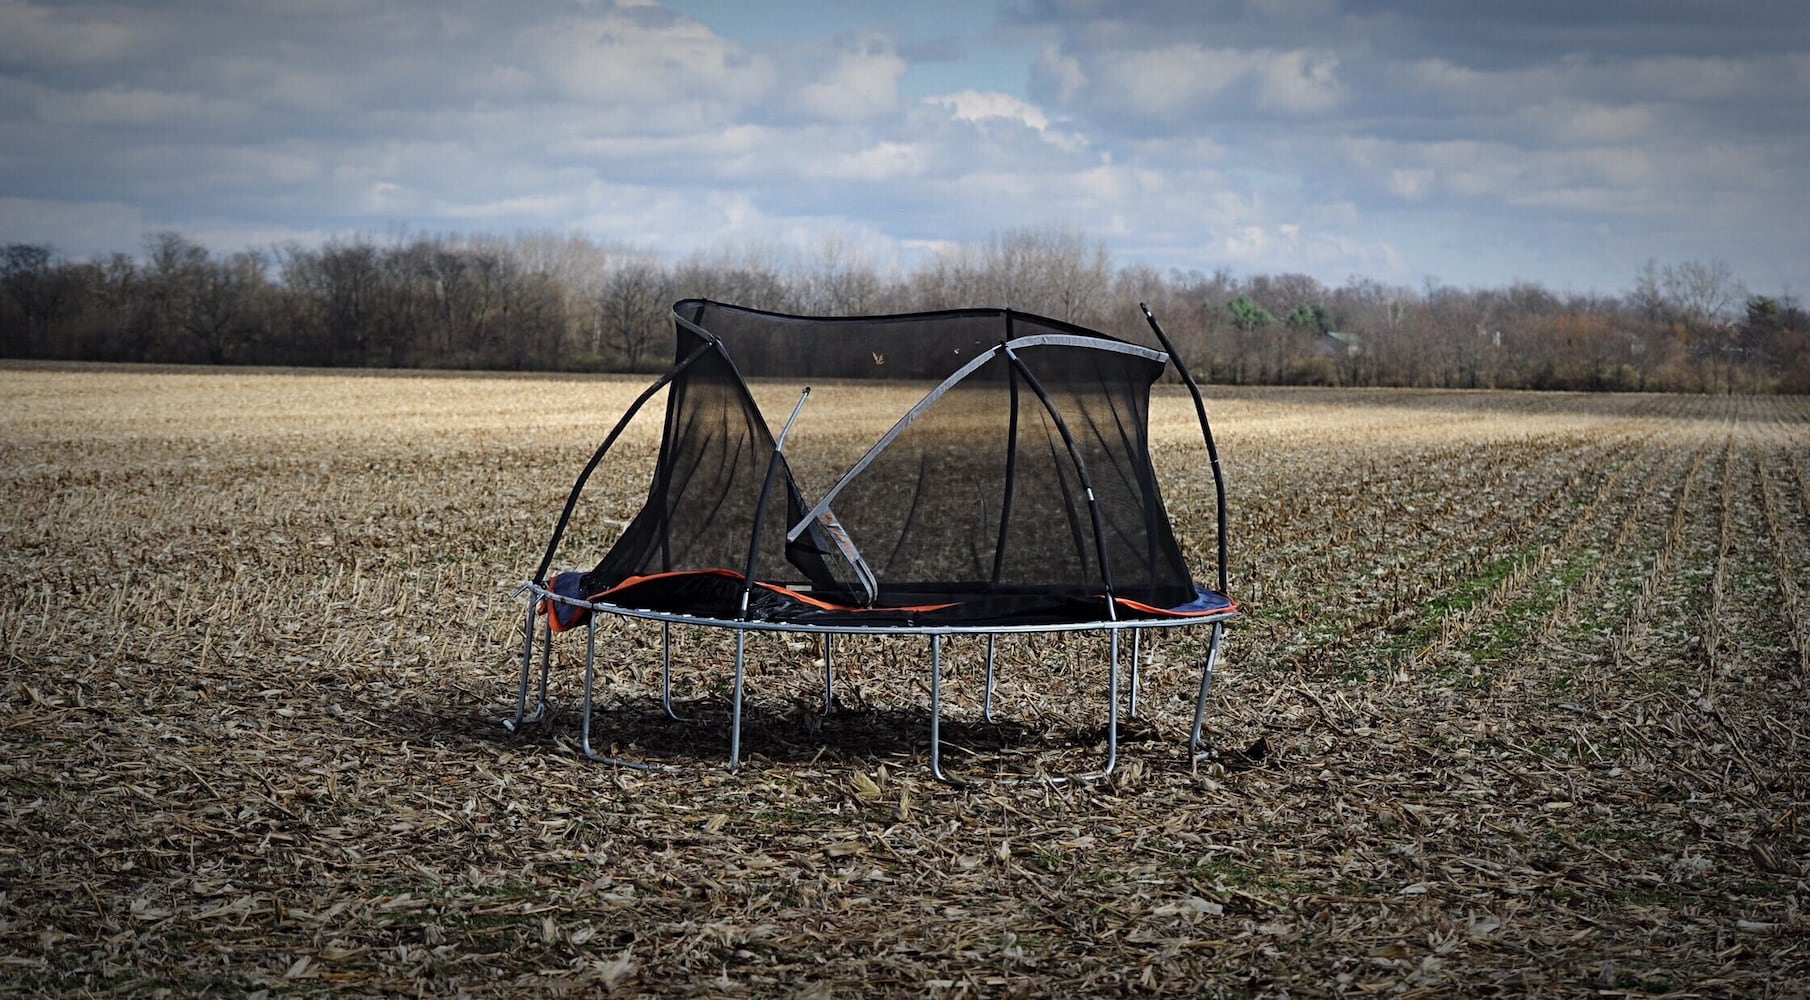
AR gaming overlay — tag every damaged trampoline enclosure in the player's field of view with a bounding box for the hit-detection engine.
[509,299,1236,779]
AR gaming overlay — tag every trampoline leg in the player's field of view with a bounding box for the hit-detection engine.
[982,633,998,723]
[1189,623,1224,759]
[507,600,549,733]
[1103,628,1120,776]
[728,629,748,771]
[580,617,598,757]
[820,633,836,716]
[1129,629,1143,720]
[929,634,947,782]
[577,615,660,770]
[659,622,691,722]
[508,599,535,731]
[534,612,553,720]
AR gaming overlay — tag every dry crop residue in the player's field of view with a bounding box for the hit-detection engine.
[2,367,1807,995]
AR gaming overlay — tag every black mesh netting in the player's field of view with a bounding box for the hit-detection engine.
[568,299,1212,625]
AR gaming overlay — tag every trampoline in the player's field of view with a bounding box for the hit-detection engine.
[509,299,1236,779]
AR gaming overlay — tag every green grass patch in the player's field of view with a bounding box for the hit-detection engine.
[1477,550,1598,663]
[1193,855,1303,896]
[1383,548,1542,677]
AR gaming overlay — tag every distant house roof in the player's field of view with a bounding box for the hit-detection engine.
[1324,330,1361,355]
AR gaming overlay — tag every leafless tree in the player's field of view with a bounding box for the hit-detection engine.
[797,237,887,316]
[1661,258,1745,326]
[979,224,1112,324]
[596,256,671,370]
[0,229,1795,393]
[0,244,64,356]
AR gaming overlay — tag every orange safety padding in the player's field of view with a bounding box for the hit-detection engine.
[1113,595,1239,618]
[545,567,958,622]
[752,579,957,614]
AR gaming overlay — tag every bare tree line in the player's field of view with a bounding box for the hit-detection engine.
[3,227,1805,392]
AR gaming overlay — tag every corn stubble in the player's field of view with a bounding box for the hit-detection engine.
[3,367,1808,995]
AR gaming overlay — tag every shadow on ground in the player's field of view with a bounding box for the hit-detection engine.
[385,688,1229,774]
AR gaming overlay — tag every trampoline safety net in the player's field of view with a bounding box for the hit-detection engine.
[532,299,1232,629]
[512,298,1237,776]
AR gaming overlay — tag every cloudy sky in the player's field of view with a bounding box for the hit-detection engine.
[2,0,1807,296]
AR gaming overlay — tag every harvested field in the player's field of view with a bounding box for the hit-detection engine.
[3,364,1809,995]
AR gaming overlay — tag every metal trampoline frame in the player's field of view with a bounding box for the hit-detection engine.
[504,302,1234,782]
[508,583,1230,780]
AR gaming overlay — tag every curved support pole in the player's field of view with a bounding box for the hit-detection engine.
[1003,347,1120,601]
[982,633,998,723]
[929,634,947,782]
[530,342,713,588]
[1188,622,1225,760]
[1140,304,1229,597]
[581,616,660,770]
[1141,307,1232,765]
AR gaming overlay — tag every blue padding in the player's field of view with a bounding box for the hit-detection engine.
[1171,585,1234,614]
[547,571,592,630]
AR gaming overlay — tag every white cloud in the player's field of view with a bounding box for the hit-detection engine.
[0,0,149,68]
[807,141,930,181]
[929,90,1050,129]
[35,86,251,127]
[1050,42,1344,120]
[792,35,907,122]
[925,90,1086,151]
[1623,55,1757,102]
[1069,162,1167,206]
[215,61,364,116]
[442,193,575,220]
[1336,128,1780,232]
[1094,44,1254,116]
[218,145,326,187]
[0,0,1805,296]
[1395,58,1557,110]
[0,196,149,254]
[1519,100,1657,145]
[1389,168,1434,201]
[1246,0,1339,19]
[1124,134,1228,164]
[520,10,776,110]
[552,124,777,168]
[179,219,341,253]
[1213,221,1404,277]
[1255,50,1345,114]
[1034,43,1089,106]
